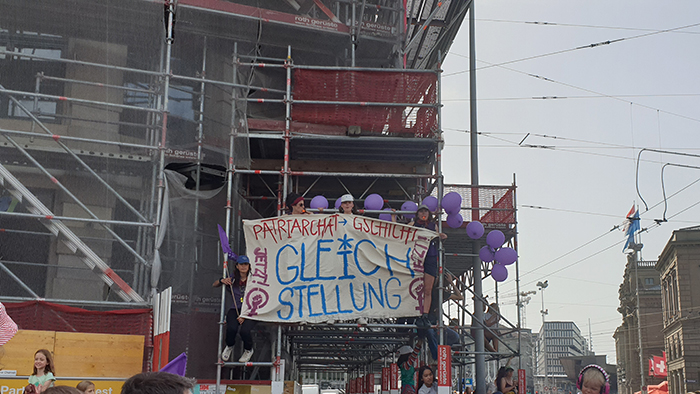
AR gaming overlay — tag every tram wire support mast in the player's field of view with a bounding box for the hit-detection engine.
[537,280,548,393]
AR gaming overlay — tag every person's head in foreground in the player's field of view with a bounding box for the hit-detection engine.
[121,372,194,394]
[577,365,609,394]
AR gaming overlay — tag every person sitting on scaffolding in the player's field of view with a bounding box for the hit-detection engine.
[471,301,500,353]
[213,255,256,363]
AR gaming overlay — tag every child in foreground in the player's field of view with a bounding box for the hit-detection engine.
[76,381,95,394]
[577,364,610,394]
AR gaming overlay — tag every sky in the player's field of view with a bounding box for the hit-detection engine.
[439,0,700,364]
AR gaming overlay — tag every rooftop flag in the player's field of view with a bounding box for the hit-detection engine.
[623,206,640,251]
[621,205,636,233]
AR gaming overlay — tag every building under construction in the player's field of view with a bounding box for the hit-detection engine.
[0,0,521,388]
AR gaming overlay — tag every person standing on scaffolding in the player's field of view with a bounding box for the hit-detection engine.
[424,272,463,360]
[214,255,256,363]
[286,192,311,215]
[409,204,447,327]
[338,194,358,214]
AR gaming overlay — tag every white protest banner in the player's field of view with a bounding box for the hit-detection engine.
[241,214,437,323]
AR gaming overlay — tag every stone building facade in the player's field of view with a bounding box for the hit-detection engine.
[657,226,700,394]
[614,255,665,394]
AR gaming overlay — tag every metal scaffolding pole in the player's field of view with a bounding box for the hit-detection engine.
[170,73,287,95]
[188,36,208,310]
[351,0,356,66]
[293,65,438,73]
[0,88,161,113]
[216,42,240,394]
[0,135,151,268]
[0,90,153,224]
[0,295,149,308]
[0,211,154,227]
[282,46,293,214]
[292,99,436,107]
[0,261,40,298]
[236,53,287,62]
[152,0,176,298]
[436,53,445,347]
[39,73,155,95]
[468,1,486,393]
[513,174,522,370]
[0,127,156,151]
[0,50,162,76]
[236,169,434,178]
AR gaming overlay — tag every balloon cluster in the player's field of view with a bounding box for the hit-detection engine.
[308,194,516,282]
[310,192,466,229]
[481,229,517,282]
[310,193,386,212]
[465,221,517,282]
[442,192,463,228]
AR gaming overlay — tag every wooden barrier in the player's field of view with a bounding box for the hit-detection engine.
[1,330,144,378]
[1,330,55,376]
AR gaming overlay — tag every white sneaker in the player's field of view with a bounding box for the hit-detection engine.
[239,348,254,363]
[221,346,233,361]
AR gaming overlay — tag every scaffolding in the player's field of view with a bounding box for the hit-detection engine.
[0,0,524,391]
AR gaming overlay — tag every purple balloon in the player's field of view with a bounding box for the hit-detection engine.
[401,201,418,219]
[479,246,495,262]
[491,263,508,282]
[364,193,384,210]
[446,213,464,228]
[466,221,484,239]
[379,208,393,221]
[442,192,462,214]
[486,230,505,249]
[423,196,438,212]
[334,198,342,210]
[310,195,329,210]
[495,247,518,265]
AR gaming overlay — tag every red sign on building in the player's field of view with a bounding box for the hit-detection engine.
[518,369,526,394]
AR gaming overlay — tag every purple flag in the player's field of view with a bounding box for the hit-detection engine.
[160,352,187,376]
[218,224,238,261]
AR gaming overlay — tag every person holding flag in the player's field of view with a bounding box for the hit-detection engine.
[214,255,256,363]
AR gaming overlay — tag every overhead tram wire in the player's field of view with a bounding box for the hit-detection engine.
[443,93,700,101]
[444,55,700,125]
[444,22,700,77]
[504,177,700,286]
[473,18,700,35]
[520,204,698,224]
[445,129,700,152]
[474,133,680,165]
[444,129,700,167]
[594,305,700,337]
[518,193,700,289]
